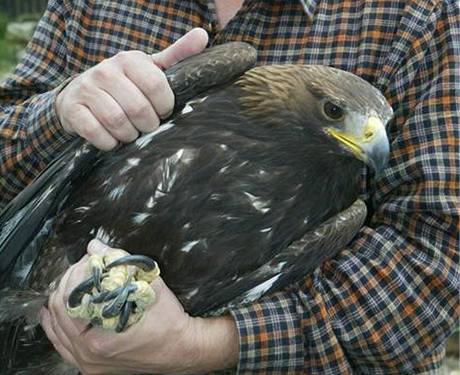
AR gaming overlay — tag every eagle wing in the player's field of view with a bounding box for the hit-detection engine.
[0,42,258,288]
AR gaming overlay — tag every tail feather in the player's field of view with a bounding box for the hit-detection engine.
[0,320,78,375]
[0,289,79,374]
[14,352,78,375]
[0,289,48,329]
[0,140,99,288]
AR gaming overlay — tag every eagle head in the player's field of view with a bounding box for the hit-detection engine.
[237,65,393,175]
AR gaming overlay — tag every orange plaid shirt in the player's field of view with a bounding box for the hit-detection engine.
[0,0,458,373]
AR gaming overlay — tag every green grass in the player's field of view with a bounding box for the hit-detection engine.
[0,38,24,77]
[0,10,43,79]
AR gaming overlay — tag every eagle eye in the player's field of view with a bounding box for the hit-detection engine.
[323,101,344,121]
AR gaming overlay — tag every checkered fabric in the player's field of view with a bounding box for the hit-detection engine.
[0,0,458,373]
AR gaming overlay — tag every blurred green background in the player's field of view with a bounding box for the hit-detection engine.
[0,0,47,79]
[0,10,19,78]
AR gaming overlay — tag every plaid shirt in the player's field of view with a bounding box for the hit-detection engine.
[1,0,459,373]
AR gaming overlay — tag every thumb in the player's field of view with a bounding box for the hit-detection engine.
[87,238,111,256]
[151,27,209,69]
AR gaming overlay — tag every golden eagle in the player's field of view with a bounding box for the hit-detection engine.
[0,42,391,373]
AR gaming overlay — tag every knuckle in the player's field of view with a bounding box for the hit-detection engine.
[78,123,99,140]
[90,66,113,82]
[114,50,144,65]
[103,111,127,129]
[86,337,112,358]
[66,105,86,126]
[76,76,94,93]
[86,337,104,355]
[127,103,151,120]
[131,49,147,59]
[114,51,130,64]
[148,73,167,94]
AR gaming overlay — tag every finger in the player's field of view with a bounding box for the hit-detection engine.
[49,256,91,330]
[50,264,90,338]
[86,88,140,142]
[124,57,174,120]
[99,72,160,134]
[71,104,118,150]
[40,308,79,368]
[52,297,92,345]
[60,255,92,305]
[45,305,76,354]
[152,27,209,69]
[87,238,111,256]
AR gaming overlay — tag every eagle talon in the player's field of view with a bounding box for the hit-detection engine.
[91,285,124,304]
[101,282,138,318]
[92,266,102,292]
[116,301,134,333]
[66,251,159,332]
[105,255,158,272]
[67,277,95,308]
[89,254,106,292]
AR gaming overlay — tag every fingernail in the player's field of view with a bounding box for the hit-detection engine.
[88,239,109,255]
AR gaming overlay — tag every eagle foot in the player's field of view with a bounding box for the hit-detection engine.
[66,250,160,332]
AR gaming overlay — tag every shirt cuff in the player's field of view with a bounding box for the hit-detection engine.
[229,291,305,374]
[26,77,75,164]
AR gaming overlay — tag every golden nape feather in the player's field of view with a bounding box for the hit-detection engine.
[237,65,392,126]
[236,65,306,118]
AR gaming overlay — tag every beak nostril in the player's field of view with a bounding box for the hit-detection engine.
[364,131,374,139]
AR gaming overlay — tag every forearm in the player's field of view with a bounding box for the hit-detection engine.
[0,83,73,208]
[0,0,72,208]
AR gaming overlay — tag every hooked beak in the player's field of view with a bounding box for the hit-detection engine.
[326,116,390,175]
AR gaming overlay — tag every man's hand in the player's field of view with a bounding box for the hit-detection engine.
[40,240,239,374]
[56,28,208,150]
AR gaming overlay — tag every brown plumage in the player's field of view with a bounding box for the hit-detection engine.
[0,43,393,374]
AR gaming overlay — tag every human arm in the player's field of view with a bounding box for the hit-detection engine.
[0,0,208,209]
[0,0,73,207]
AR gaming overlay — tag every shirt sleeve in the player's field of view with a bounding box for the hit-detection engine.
[0,0,74,209]
[230,2,460,374]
